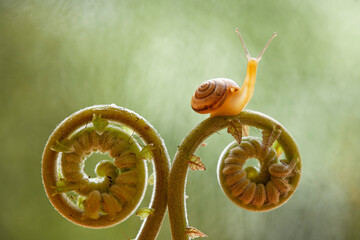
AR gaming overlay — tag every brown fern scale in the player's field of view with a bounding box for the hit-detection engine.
[222,137,297,208]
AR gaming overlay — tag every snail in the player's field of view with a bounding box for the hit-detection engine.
[191,29,277,117]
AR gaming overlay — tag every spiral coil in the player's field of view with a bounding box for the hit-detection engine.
[219,137,299,211]
[57,126,146,222]
[42,105,170,239]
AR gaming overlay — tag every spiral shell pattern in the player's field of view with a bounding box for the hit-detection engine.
[191,78,232,113]
[218,137,300,211]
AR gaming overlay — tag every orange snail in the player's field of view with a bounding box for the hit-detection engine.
[191,28,277,117]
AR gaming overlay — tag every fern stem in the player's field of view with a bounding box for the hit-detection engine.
[168,110,301,239]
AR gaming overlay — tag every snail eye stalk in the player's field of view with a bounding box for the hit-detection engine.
[257,32,277,61]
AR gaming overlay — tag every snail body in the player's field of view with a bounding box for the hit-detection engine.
[191,29,276,117]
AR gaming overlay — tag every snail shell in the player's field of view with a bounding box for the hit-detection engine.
[191,78,242,117]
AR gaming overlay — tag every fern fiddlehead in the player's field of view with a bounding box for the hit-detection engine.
[168,110,301,239]
[42,105,170,239]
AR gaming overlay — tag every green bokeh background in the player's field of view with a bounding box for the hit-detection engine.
[1,1,360,239]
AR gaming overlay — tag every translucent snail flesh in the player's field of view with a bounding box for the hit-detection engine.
[191,29,277,117]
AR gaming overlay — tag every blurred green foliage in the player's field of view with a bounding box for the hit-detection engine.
[1,0,360,239]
